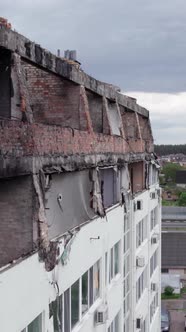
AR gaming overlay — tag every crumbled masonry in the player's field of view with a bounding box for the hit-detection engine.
[0,20,156,271]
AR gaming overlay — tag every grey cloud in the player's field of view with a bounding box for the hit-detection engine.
[128,92,186,144]
[1,0,186,92]
[153,127,186,145]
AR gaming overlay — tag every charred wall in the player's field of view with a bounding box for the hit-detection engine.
[86,90,103,133]
[0,48,11,119]
[0,175,36,267]
[120,107,139,140]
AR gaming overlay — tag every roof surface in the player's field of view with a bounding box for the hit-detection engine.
[162,206,186,221]
[162,232,186,267]
[176,170,186,184]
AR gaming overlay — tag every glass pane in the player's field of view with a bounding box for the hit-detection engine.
[71,280,79,328]
[110,248,114,281]
[114,313,120,332]
[126,294,130,311]
[114,242,119,275]
[124,215,127,233]
[127,215,130,231]
[136,223,139,248]
[123,235,125,253]
[105,252,108,285]
[123,280,126,297]
[126,275,130,293]
[126,232,130,251]
[89,267,93,306]
[28,314,42,332]
[64,288,70,332]
[82,271,88,315]
[127,254,130,272]
[93,261,100,301]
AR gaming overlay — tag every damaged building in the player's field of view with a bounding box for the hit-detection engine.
[0,18,161,332]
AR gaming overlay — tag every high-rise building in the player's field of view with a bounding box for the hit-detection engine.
[0,20,161,332]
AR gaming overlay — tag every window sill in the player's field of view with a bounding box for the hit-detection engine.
[105,202,120,213]
[108,273,122,290]
[136,287,148,308]
[133,188,146,198]
[150,265,159,280]
[136,238,148,254]
[149,182,159,189]
[151,223,159,233]
[150,306,159,328]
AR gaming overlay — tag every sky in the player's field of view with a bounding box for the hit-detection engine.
[1,0,186,144]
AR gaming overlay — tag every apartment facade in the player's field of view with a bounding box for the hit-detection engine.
[0,19,161,332]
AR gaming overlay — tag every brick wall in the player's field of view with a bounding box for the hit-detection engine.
[22,60,81,128]
[0,120,148,159]
[0,175,34,267]
[0,121,34,157]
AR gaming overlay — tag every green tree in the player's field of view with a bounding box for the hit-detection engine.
[162,163,183,183]
[164,286,174,296]
[155,144,186,156]
[178,192,186,206]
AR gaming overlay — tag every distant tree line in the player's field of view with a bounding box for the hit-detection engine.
[155,144,186,156]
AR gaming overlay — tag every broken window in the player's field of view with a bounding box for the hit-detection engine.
[86,90,103,133]
[45,170,95,240]
[90,167,121,214]
[128,162,145,194]
[100,168,119,208]
[152,165,158,184]
[107,100,122,136]
[148,161,160,186]
[120,165,130,195]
